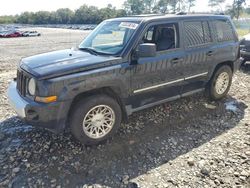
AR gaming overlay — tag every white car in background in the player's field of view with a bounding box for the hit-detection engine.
[22,31,41,37]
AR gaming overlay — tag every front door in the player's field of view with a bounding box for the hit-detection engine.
[128,22,185,109]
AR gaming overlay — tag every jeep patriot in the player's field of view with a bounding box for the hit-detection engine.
[8,14,241,145]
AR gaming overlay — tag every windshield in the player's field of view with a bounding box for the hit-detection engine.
[79,21,140,55]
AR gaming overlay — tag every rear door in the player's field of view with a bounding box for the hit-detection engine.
[181,19,214,93]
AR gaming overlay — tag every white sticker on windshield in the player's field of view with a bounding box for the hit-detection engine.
[119,22,138,30]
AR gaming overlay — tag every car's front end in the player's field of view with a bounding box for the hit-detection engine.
[7,67,71,133]
[7,18,141,134]
[7,47,127,133]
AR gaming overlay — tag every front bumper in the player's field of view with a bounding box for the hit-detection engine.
[7,81,28,118]
[7,81,71,133]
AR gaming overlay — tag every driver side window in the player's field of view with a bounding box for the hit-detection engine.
[142,23,179,52]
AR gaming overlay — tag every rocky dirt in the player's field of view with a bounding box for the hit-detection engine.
[0,28,249,188]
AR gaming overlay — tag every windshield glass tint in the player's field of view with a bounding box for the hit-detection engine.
[79,21,139,55]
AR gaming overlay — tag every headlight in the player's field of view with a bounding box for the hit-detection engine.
[28,78,36,95]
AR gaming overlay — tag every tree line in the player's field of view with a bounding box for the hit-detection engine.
[0,0,248,24]
[0,4,126,24]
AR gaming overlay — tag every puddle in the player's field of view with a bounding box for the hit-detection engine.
[10,138,24,147]
[225,101,239,113]
[2,125,33,135]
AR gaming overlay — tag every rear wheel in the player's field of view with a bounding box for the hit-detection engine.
[208,65,232,100]
[69,95,122,145]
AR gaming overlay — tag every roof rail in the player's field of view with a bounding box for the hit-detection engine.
[132,14,164,17]
[187,12,225,15]
[214,12,225,15]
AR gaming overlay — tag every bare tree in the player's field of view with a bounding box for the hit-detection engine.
[233,0,246,19]
[187,0,196,12]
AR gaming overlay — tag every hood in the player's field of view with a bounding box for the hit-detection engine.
[20,48,121,80]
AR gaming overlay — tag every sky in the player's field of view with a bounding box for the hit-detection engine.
[0,0,249,16]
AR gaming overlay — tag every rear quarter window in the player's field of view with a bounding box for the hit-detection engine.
[213,19,234,42]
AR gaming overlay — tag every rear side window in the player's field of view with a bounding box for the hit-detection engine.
[184,21,212,47]
[213,19,234,42]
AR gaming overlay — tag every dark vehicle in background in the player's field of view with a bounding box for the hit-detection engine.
[7,14,240,145]
[240,33,250,64]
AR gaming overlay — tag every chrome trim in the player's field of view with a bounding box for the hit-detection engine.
[185,72,208,80]
[133,72,208,93]
[7,81,27,118]
[133,72,208,94]
[133,78,184,93]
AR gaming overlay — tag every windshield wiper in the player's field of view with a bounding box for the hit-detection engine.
[78,47,99,56]
[79,47,113,56]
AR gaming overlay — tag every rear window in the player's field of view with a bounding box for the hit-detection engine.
[184,21,212,47]
[213,19,234,42]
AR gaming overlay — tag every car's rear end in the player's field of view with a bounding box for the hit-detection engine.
[216,16,242,72]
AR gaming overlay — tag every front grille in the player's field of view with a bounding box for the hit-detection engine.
[16,70,29,97]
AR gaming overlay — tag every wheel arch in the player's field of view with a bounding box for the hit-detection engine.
[206,61,233,100]
[213,61,234,74]
[205,61,235,90]
[66,86,128,127]
[208,61,234,82]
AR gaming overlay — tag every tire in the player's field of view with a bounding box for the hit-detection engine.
[69,94,122,145]
[208,65,232,100]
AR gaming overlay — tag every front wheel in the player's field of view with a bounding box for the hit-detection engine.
[69,95,122,145]
[207,65,232,100]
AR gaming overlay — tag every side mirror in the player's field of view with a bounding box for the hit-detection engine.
[138,43,156,58]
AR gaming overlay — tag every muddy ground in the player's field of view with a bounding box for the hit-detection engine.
[0,28,249,188]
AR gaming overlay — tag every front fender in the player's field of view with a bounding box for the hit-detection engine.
[48,64,131,101]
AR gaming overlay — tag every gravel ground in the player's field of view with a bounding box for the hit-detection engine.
[0,28,249,188]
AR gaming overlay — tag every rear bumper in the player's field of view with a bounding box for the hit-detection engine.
[7,81,71,133]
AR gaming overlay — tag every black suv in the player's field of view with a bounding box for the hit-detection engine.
[240,34,250,63]
[8,14,240,145]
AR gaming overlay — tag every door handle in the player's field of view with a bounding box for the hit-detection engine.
[206,51,214,56]
[171,58,183,64]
